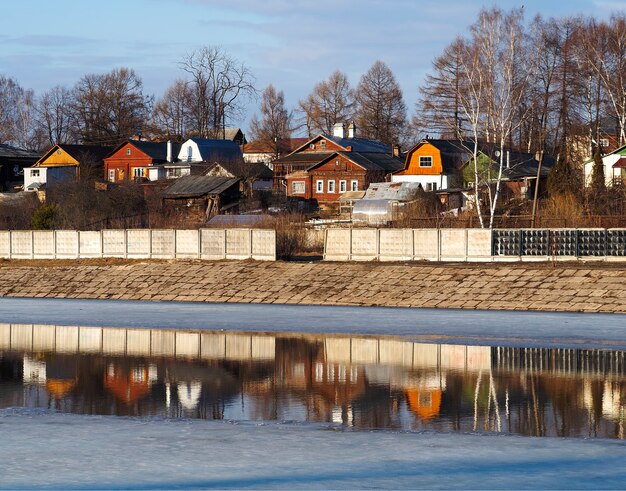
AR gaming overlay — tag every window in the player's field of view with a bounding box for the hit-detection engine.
[108,169,115,182]
[30,169,40,177]
[427,182,437,191]
[316,180,324,193]
[327,180,336,193]
[419,156,433,167]
[133,167,145,178]
[309,143,315,150]
[351,180,359,191]
[126,148,132,156]
[320,140,326,148]
[339,180,347,193]
[600,138,610,148]
[187,145,193,162]
[291,181,305,194]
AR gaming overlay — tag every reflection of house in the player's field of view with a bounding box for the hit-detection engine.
[104,363,156,405]
[0,144,40,192]
[281,123,403,208]
[162,175,240,224]
[25,144,112,191]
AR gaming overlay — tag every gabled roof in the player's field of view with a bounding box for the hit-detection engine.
[207,160,273,180]
[400,139,472,174]
[273,152,333,166]
[0,144,40,160]
[243,138,309,154]
[162,175,239,198]
[223,127,244,142]
[584,143,626,164]
[289,133,393,155]
[305,151,404,173]
[131,140,180,162]
[186,138,242,163]
[37,144,114,165]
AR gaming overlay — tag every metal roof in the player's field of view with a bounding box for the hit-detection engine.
[187,138,243,163]
[0,144,40,160]
[325,135,392,153]
[336,152,404,172]
[364,182,423,201]
[130,141,181,162]
[162,175,239,198]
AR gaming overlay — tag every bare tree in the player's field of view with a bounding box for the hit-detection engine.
[249,84,292,158]
[72,67,151,145]
[36,85,75,146]
[152,79,193,141]
[354,61,407,145]
[297,70,353,136]
[0,75,39,149]
[179,46,256,138]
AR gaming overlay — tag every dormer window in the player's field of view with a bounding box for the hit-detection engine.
[419,156,433,167]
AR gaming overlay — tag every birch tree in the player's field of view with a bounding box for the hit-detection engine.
[249,84,292,158]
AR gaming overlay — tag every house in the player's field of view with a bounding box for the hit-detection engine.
[280,123,404,208]
[242,138,309,167]
[161,175,241,224]
[205,160,273,197]
[177,138,243,164]
[104,140,179,183]
[24,144,112,191]
[392,139,468,192]
[223,127,246,146]
[0,144,40,191]
[583,143,626,187]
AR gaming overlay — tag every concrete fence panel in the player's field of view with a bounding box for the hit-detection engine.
[33,230,55,259]
[151,330,175,357]
[102,230,126,257]
[32,324,55,351]
[55,325,79,354]
[379,229,413,261]
[225,333,252,360]
[175,331,200,358]
[251,335,275,360]
[200,229,226,260]
[103,328,127,354]
[126,329,151,356]
[351,228,378,261]
[413,229,439,261]
[126,229,151,258]
[607,229,626,260]
[176,230,200,259]
[55,230,79,258]
[151,229,175,259]
[225,228,252,260]
[79,231,102,258]
[440,229,467,261]
[0,324,9,350]
[11,230,33,259]
[467,228,493,260]
[200,332,226,359]
[379,339,414,367]
[11,324,33,351]
[324,229,351,261]
[324,337,352,364]
[251,229,276,261]
[0,231,9,258]
[351,338,379,364]
[79,326,103,353]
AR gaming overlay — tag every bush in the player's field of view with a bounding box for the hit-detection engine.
[31,203,58,230]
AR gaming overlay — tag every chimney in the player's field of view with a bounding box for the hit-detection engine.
[333,122,345,139]
[166,140,172,163]
[392,144,401,158]
[347,121,356,138]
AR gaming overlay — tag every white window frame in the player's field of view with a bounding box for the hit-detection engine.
[350,180,358,191]
[108,169,115,182]
[339,180,347,193]
[316,179,324,193]
[133,167,145,178]
[327,180,336,193]
[126,148,132,156]
[291,181,305,195]
[427,182,437,191]
[30,169,40,177]
[419,156,433,167]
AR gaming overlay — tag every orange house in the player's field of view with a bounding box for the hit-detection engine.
[104,140,179,183]
[392,139,468,191]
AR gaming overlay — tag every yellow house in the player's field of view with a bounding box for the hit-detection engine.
[25,144,113,192]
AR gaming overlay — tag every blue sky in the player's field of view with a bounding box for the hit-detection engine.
[1,0,625,130]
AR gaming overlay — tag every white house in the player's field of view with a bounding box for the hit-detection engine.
[583,144,626,186]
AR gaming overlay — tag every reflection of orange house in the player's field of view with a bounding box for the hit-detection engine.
[46,379,77,399]
[406,388,442,421]
[104,365,151,404]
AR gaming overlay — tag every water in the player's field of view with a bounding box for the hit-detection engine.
[2,322,625,439]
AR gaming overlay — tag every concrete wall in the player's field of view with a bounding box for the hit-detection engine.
[324,227,626,262]
[0,229,276,261]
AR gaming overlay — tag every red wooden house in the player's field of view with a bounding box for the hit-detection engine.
[104,140,180,183]
[279,123,403,207]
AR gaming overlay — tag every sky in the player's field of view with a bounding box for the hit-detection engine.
[1,0,625,133]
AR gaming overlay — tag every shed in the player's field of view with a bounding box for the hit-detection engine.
[162,175,241,222]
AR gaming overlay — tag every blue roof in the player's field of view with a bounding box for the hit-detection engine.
[188,138,243,163]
